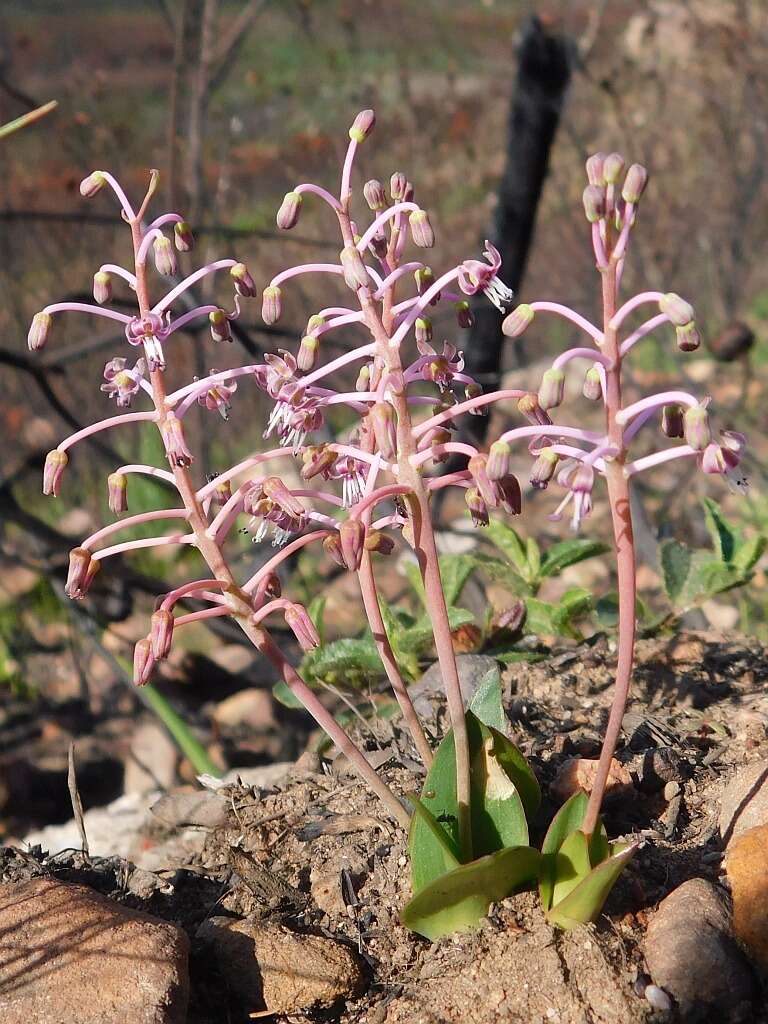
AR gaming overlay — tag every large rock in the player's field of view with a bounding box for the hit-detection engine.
[644,878,756,1021]
[726,823,768,970]
[197,915,365,1014]
[0,877,189,1023]
[410,654,500,716]
[719,760,768,843]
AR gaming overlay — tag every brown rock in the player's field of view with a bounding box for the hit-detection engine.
[726,823,768,970]
[719,760,768,843]
[550,757,633,803]
[213,688,274,729]
[644,878,756,1020]
[197,916,365,1014]
[0,877,189,1023]
[124,720,178,795]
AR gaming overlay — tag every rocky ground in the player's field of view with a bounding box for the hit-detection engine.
[2,632,768,1023]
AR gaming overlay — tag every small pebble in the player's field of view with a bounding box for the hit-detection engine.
[663,781,681,801]
[633,972,651,997]
[645,984,672,1011]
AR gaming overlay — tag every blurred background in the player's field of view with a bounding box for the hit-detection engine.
[1,0,767,839]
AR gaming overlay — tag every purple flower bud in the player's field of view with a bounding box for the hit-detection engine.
[502,303,535,338]
[409,210,435,248]
[210,478,232,507]
[518,393,552,427]
[465,486,489,528]
[161,413,194,468]
[468,453,497,508]
[582,184,607,223]
[349,109,375,144]
[583,366,602,401]
[133,637,155,686]
[622,164,649,204]
[498,475,522,516]
[339,518,365,571]
[676,322,700,352]
[107,472,128,514]
[209,308,232,343]
[93,271,112,304]
[65,547,98,600]
[371,402,398,461]
[230,262,256,298]
[174,220,194,252]
[253,572,282,606]
[390,171,407,201]
[414,267,435,297]
[79,171,106,198]
[465,382,484,413]
[261,285,283,325]
[150,608,174,660]
[585,152,606,186]
[262,477,305,518]
[538,367,566,410]
[276,191,303,230]
[364,529,395,555]
[661,404,684,438]
[43,449,68,497]
[455,300,474,329]
[529,446,559,489]
[363,179,386,211]
[355,364,371,392]
[494,599,526,634]
[28,311,52,352]
[339,246,369,290]
[285,603,320,651]
[415,316,432,345]
[701,443,728,476]
[153,235,177,276]
[660,292,694,327]
[684,405,711,451]
[297,334,320,372]
[301,444,337,481]
[603,152,625,185]
[487,441,511,482]
[323,532,346,568]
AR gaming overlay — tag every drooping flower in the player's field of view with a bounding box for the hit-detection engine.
[125,312,169,370]
[419,341,464,393]
[196,370,237,420]
[457,240,514,313]
[700,430,748,493]
[100,356,147,407]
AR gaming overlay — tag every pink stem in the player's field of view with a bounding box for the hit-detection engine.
[99,172,136,219]
[43,301,131,325]
[619,313,670,357]
[626,445,697,475]
[356,203,420,252]
[84,508,189,551]
[270,263,344,289]
[411,388,528,438]
[350,484,412,520]
[57,411,157,453]
[115,463,176,485]
[529,302,604,344]
[175,606,229,627]
[592,223,608,268]
[411,442,478,468]
[340,139,358,204]
[166,304,221,337]
[161,578,228,610]
[300,342,376,386]
[197,448,294,500]
[91,533,193,561]
[373,261,425,298]
[99,263,137,288]
[293,182,343,212]
[427,471,471,491]
[390,267,462,346]
[135,228,165,266]
[553,347,612,370]
[498,424,603,446]
[616,390,700,426]
[152,259,237,314]
[242,531,329,593]
[609,290,664,331]
[145,212,183,232]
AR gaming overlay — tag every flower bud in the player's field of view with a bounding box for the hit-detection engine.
[498,475,522,516]
[676,322,700,352]
[133,637,155,686]
[301,445,337,481]
[684,405,711,451]
[529,446,559,489]
[349,109,375,144]
[43,449,68,497]
[262,476,305,518]
[339,518,365,571]
[276,191,303,229]
[107,472,128,514]
[622,164,649,204]
[661,404,684,438]
[518,392,552,427]
[603,152,625,185]
[355,364,371,392]
[340,245,369,290]
[369,229,388,259]
[65,547,96,600]
[585,152,606,186]
[465,486,489,528]
[285,603,320,651]
[230,262,256,298]
[28,311,52,352]
[93,271,112,304]
[363,179,386,211]
[660,292,694,327]
[465,382,484,413]
[79,170,106,197]
[487,440,511,482]
[455,300,473,329]
[582,184,606,223]
[415,316,432,345]
[701,443,728,476]
[253,572,282,606]
[153,235,177,276]
[409,210,435,248]
[502,303,534,338]
[538,367,566,410]
[468,453,496,508]
[209,308,232,343]
[173,220,194,252]
[583,366,602,401]
[323,532,346,568]
[161,412,194,468]
[364,530,395,555]
[297,333,320,372]
[494,599,526,634]
[414,266,435,296]
[150,608,174,660]
[261,285,283,325]
[371,402,398,460]
[209,478,232,507]
[390,171,407,201]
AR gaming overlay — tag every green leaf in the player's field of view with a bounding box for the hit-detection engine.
[272,679,305,709]
[660,539,692,603]
[521,598,557,636]
[551,828,592,907]
[702,497,737,563]
[307,595,327,645]
[540,539,609,579]
[485,520,530,579]
[402,845,540,940]
[681,556,742,605]
[300,637,383,687]
[539,791,588,912]
[733,534,767,575]
[402,559,426,605]
[439,554,477,607]
[546,844,637,929]
[525,537,541,583]
[551,587,593,633]
[469,553,525,586]
[399,608,475,655]
[408,798,461,894]
[468,666,506,733]
[492,649,547,665]
[595,592,620,628]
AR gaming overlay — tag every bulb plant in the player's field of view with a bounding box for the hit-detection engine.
[28,111,748,938]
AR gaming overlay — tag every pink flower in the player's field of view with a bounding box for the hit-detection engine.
[419,341,464,393]
[700,430,748,493]
[196,370,237,420]
[125,312,169,370]
[101,357,147,407]
[457,240,514,312]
